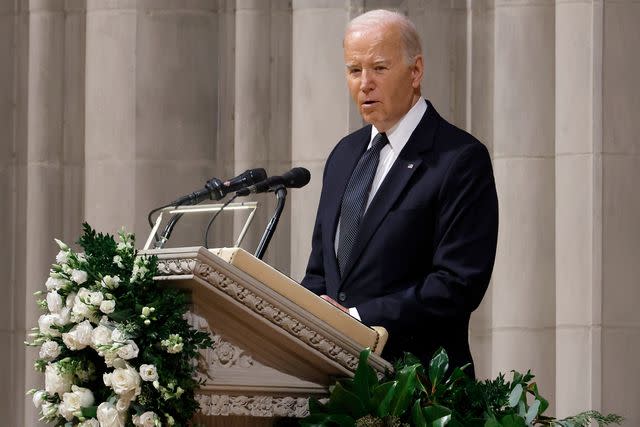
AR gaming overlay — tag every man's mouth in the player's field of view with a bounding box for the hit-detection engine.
[362,100,378,106]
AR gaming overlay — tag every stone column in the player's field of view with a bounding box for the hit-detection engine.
[554,0,602,417]
[467,0,495,379]
[85,0,219,245]
[408,0,468,126]
[234,0,292,272]
[290,0,360,280]
[600,1,640,424]
[491,0,556,408]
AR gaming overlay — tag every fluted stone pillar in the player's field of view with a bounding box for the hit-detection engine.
[467,0,495,379]
[408,0,468,125]
[554,0,602,417]
[600,2,640,424]
[85,0,219,245]
[290,0,361,279]
[234,0,292,272]
[492,0,556,408]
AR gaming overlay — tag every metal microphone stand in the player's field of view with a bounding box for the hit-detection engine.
[254,185,287,260]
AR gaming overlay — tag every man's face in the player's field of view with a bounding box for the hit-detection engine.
[344,25,423,132]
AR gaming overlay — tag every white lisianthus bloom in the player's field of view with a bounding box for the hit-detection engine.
[62,320,93,351]
[39,340,61,360]
[78,419,100,427]
[44,363,73,397]
[101,275,121,289]
[91,324,113,348]
[135,411,159,427]
[113,255,125,269]
[71,269,88,285]
[97,401,126,427]
[116,241,133,252]
[117,340,139,360]
[55,250,69,265]
[139,364,158,382]
[46,291,63,313]
[103,350,121,368]
[54,307,72,326]
[100,299,116,314]
[66,292,76,307]
[58,385,94,421]
[38,314,61,337]
[45,277,63,291]
[88,291,104,306]
[32,390,46,408]
[71,288,94,321]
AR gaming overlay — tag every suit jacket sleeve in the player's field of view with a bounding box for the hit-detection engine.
[356,142,498,332]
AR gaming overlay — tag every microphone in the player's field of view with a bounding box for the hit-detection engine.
[236,167,311,196]
[173,168,267,205]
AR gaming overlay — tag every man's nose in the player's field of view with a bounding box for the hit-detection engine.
[360,69,374,92]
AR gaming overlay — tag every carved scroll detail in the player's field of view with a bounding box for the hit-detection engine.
[195,394,309,418]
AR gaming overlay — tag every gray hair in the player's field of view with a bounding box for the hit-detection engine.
[345,9,422,64]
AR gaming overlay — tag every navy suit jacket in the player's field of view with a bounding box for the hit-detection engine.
[301,100,498,375]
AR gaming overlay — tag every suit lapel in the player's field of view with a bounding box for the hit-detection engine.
[324,128,371,286]
[339,101,440,284]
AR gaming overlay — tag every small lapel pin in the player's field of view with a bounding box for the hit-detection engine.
[407,163,414,169]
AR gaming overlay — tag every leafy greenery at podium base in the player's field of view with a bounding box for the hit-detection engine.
[302,348,622,427]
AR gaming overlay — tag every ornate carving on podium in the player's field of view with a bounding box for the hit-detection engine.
[196,394,309,418]
[158,258,360,372]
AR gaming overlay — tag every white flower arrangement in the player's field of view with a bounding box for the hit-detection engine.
[27,224,212,426]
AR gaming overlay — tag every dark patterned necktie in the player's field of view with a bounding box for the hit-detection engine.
[337,132,389,276]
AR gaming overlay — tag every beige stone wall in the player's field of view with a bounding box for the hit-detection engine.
[2,0,639,425]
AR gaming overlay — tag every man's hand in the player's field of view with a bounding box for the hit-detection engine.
[321,295,349,313]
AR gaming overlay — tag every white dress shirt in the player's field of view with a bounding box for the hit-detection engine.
[334,98,428,320]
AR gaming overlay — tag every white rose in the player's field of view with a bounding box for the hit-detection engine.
[45,277,63,291]
[32,390,46,408]
[78,419,100,427]
[46,291,63,313]
[100,300,116,314]
[38,314,61,337]
[139,364,158,382]
[88,291,104,306]
[111,328,128,343]
[59,384,95,420]
[117,340,139,360]
[108,363,141,397]
[71,269,88,284]
[101,275,121,290]
[91,325,113,348]
[44,363,72,397]
[62,320,93,351]
[39,340,61,360]
[135,411,158,427]
[56,250,69,264]
[97,401,126,427]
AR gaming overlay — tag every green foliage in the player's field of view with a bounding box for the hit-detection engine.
[302,348,623,427]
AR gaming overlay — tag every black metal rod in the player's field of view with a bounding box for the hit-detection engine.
[254,185,287,260]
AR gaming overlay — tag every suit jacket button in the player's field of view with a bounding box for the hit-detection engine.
[338,292,346,302]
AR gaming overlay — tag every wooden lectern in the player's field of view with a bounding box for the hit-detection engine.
[144,246,392,426]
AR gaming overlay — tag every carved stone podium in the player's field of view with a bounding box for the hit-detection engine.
[144,246,392,426]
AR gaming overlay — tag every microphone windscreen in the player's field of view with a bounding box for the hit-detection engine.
[283,167,311,188]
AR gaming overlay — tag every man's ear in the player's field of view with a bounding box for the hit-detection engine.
[411,55,424,89]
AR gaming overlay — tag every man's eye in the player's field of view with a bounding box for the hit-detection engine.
[374,66,387,71]
[349,69,361,75]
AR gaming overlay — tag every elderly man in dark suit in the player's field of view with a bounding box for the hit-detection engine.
[301,9,498,376]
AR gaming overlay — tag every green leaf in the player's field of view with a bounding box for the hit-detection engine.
[429,348,449,389]
[528,383,549,414]
[525,399,540,425]
[81,405,97,418]
[498,414,527,427]
[353,348,376,407]
[328,382,368,419]
[373,381,396,418]
[423,405,452,423]
[484,417,502,427]
[508,384,523,408]
[412,400,428,427]
[388,363,420,417]
[301,413,356,427]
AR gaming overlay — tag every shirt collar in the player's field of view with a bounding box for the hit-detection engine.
[370,98,428,152]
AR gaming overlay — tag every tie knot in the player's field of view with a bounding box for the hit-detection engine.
[371,132,388,152]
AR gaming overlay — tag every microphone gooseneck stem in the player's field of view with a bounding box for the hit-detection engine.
[254,185,287,260]
[155,212,184,249]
